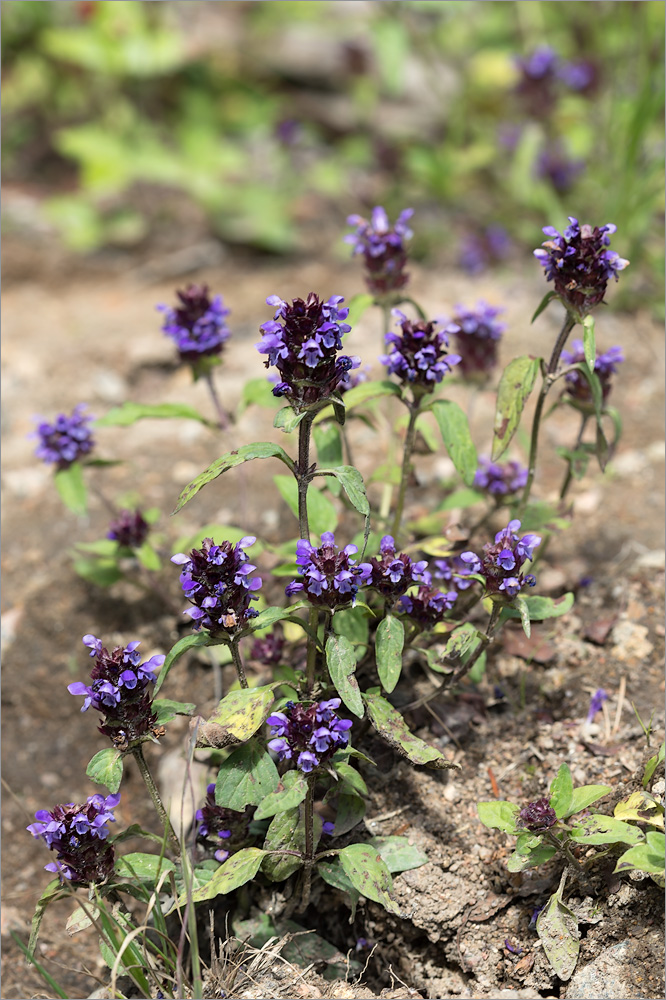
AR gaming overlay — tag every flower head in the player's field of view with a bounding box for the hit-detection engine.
[286,532,364,610]
[450,301,506,379]
[195,783,253,863]
[473,457,528,497]
[432,554,478,592]
[68,636,164,747]
[250,628,285,666]
[357,535,428,602]
[460,520,541,601]
[518,797,557,833]
[27,793,119,884]
[382,311,461,395]
[514,46,560,116]
[586,688,609,724]
[459,226,511,275]
[267,699,353,774]
[256,293,358,410]
[560,340,624,405]
[171,537,262,635]
[533,218,629,319]
[107,509,150,549]
[33,405,95,469]
[157,284,231,364]
[536,144,585,194]
[344,206,414,297]
[398,582,458,629]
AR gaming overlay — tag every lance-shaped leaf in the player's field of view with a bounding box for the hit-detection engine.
[254,771,308,821]
[55,463,88,516]
[317,466,370,518]
[338,844,400,915]
[531,290,558,324]
[643,742,665,789]
[274,406,307,433]
[326,633,364,718]
[568,815,644,846]
[174,442,294,513]
[331,762,368,797]
[86,748,123,794]
[615,832,665,878]
[375,615,405,693]
[537,888,579,981]
[477,801,520,834]
[443,622,483,662]
[367,836,428,873]
[313,422,343,469]
[153,631,210,696]
[549,763,573,818]
[342,379,402,409]
[429,399,478,486]
[114,853,176,885]
[96,401,211,427]
[363,690,459,769]
[345,292,375,327]
[153,698,196,726]
[27,878,71,959]
[565,784,612,817]
[187,848,267,903]
[215,739,279,810]
[332,607,369,662]
[491,356,541,461]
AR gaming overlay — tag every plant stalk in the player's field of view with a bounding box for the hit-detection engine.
[230,637,248,689]
[297,412,316,542]
[391,399,421,540]
[559,413,590,501]
[204,371,231,429]
[131,744,180,858]
[300,774,316,910]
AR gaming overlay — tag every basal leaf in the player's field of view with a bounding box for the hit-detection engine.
[477,800,520,834]
[614,790,664,829]
[188,848,266,902]
[174,443,294,513]
[366,836,428,874]
[215,739,279,810]
[375,615,405,693]
[338,844,400,914]
[430,399,478,486]
[326,633,364,718]
[643,742,665,788]
[491,356,541,461]
[536,888,579,981]
[615,832,665,878]
[506,843,557,871]
[86,748,123,794]
[566,784,612,818]
[253,771,308,821]
[96,401,210,427]
[363,690,459,769]
[55,463,88,516]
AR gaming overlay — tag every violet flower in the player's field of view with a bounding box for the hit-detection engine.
[560,340,624,405]
[586,688,609,724]
[450,301,506,379]
[533,218,629,319]
[195,783,253,864]
[536,144,585,194]
[27,793,119,884]
[107,509,150,550]
[473,457,528,497]
[33,405,95,470]
[344,206,414,298]
[250,628,285,666]
[157,284,231,365]
[357,535,428,603]
[171,536,262,635]
[459,226,511,275]
[68,635,164,747]
[285,532,365,610]
[381,310,461,396]
[432,555,478,592]
[398,581,458,629]
[256,293,359,410]
[267,699,353,774]
[460,520,540,601]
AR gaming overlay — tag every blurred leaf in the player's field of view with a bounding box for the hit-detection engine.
[55,463,87,515]
[430,400,478,486]
[96,402,210,428]
[343,380,402,409]
[153,632,210,697]
[273,475,338,537]
[492,356,541,461]
[114,853,176,885]
[215,739,279,810]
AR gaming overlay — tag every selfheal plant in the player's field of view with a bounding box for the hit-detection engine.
[450,301,506,379]
[267,699,353,774]
[357,534,428,604]
[561,340,624,405]
[382,310,461,396]
[473,457,528,497]
[158,284,231,366]
[344,206,414,298]
[172,536,262,635]
[460,520,540,601]
[286,532,363,610]
[107,508,150,549]
[398,581,458,629]
[28,793,119,884]
[33,404,94,469]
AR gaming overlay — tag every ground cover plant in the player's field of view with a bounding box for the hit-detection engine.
[15,202,664,1000]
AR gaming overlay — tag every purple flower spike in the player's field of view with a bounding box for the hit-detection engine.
[534,218,629,319]
[459,226,511,275]
[561,340,624,406]
[157,284,231,364]
[460,520,541,603]
[450,301,506,379]
[33,404,95,470]
[195,784,253,863]
[267,699,352,774]
[344,206,413,298]
[286,532,364,611]
[171,537,262,636]
[357,535,428,603]
[382,311,461,396]
[107,509,150,549]
[27,793,119,884]
[68,635,164,747]
[256,293,356,411]
[473,457,528,497]
[518,797,557,833]
[398,582,458,630]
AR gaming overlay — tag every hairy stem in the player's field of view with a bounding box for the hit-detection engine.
[297,412,315,542]
[300,774,316,910]
[230,637,248,689]
[391,400,420,540]
[131,744,180,858]
[305,606,319,695]
[520,314,576,511]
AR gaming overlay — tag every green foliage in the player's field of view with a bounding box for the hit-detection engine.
[54,463,88,515]
[364,689,460,770]
[375,615,405,693]
[492,356,541,461]
[536,882,580,981]
[326,633,364,718]
[174,443,294,513]
[86,748,123,794]
[429,399,478,486]
[215,739,279,810]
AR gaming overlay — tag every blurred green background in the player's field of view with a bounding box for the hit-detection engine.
[2,0,663,309]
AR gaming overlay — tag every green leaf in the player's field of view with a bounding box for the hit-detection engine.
[477,801,520,834]
[519,500,571,532]
[582,315,596,372]
[188,848,266,902]
[537,888,579,981]
[345,292,376,327]
[174,443,295,513]
[203,684,279,745]
[513,595,531,638]
[507,843,557,871]
[375,615,405,693]
[331,762,368,797]
[55,463,88,516]
[549,764,574,819]
[334,792,367,835]
[254,771,308,821]
[443,622,483,663]
[249,605,301,631]
[27,879,71,959]
[614,790,664,829]
[317,859,360,919]
[343,379,402,409]
[326,633,364,718]
[135,541,161,571]
[491,356,541,461]
[566,784,612,817]
[332,607,369,661]
[66,904,98,936]
[273,475,338,537]
[437,487,485,512]
[367,836,428,873]
[568,815,645,846]
[238,376,279,413]
[86,748,123,793]
[643,742,665,788]
[96,401,210,427]
[531,290,558,324]
[615,832,665,878]
[274,406,306,433]
[215,739,279,810]
[72,556,123,587]
[114,853,176,885]
[363,690,459,769]
[430,399,478,486]
[153,631,210,697]
[318,466,370,517]
[313,423,343,477]
[152,698,196,726]
[498,592,574,628]
[338,844,400,914]
[262,806,315,881]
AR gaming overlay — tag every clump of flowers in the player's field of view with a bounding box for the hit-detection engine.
[450,301,506,379]
[357,535,428,603]
[533,218,629,319]
[171,537,262,635]
[257,293,358,410]
[33,404,95,469]
[382,311,461,395]
[195,783,253,863]
[518,797,557,833]
[27,792,120,883]
[398,582,457,629]
[157,284,231,366]
[285,532,363,609]
[107,509,150,549]
[560,340,624,404]
[344,206,414,298]
[68,635,165,747]
[473,457,528,497]
[460,520,541,600]
[459,226,511,275]
[267,699,353,774]
[432,555,478,592]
